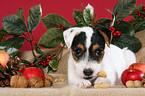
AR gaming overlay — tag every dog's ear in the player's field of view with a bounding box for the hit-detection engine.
[63,27,82,49]
[98,29,112,48]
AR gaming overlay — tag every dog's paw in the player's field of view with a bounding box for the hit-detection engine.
[78,80,91,88]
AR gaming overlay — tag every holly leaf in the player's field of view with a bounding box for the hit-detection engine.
[96,18,112,28]
[27,4,42,32]
[2,15,27,35]
[83,4,94,26]
[38,28,63,48]
[17,8,25,22]
[34,43,45,55]
[42,14,70,30]
[73,10,87,26]
[114,21,135,36]
[0,37,25,56]
[49,60,59,71]
[113,0,136,20]
[112,34,142,53]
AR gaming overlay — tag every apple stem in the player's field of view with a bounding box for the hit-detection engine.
[132,64,134,70]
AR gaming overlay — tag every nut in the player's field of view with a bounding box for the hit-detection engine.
[126,80,135,88]
[94,83,110,88]
[29,77,43,88]
[54,77,65,83]
[10,75,28,88]
[134,80,142,88]
[44,75,54,87]
[97,70,107,78]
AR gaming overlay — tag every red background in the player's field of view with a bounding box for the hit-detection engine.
[0,0,144,51]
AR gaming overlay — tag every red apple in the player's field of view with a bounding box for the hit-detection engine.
[20,67,45,81]
[0,50,9,68]
[121,68,144,85]
[129,63,145,73]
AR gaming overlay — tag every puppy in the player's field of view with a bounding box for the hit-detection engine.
[63,26,136,88]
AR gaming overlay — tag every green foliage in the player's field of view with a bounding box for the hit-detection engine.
[2,15,27,35]
[112,34,142,53]
[49,60,59,71]
[0,37,25,56]
[27,4,42,32]
[113,0,136,20]
[42,14,71,29]
[38,28,63,48]
[17,8,25,21]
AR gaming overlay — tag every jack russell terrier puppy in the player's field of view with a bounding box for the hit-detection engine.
[63,26,136,88]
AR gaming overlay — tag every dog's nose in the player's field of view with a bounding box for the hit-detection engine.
[83,68,93,76]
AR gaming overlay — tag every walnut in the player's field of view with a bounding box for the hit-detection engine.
[44,75,54,87]
[29,77,43,88]
[94,83,110,88]
[126,80,135,88]
[10,75,28,88]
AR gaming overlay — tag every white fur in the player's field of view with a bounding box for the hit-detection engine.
[63,27,136,88]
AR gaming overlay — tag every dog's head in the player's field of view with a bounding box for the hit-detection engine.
[63,26,112,80]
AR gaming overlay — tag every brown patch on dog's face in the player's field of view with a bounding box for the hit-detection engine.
[71,43,86,62]
[92,44,100,52]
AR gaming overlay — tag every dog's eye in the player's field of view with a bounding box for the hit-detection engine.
[95,50,103,57]
[74,48,83,57]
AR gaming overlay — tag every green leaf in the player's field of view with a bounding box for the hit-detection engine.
[112,34,142,53]
[113,0,136,20]
[114,21,135,36]
[17,8,25,21]
[20,59,32,64]
[83,4,94,25]
[35,43,45,55]
[27,4,42,32]
[42,14,70,30]
[38,28,63,48]
[73,10,87,26]
[129,19,145,33]
[2,15,27,35]
[49,60,59,71]
[96,18,112,28]
[0,37,25,56]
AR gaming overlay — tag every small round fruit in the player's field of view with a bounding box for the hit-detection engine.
[20,67,45,81]
[121,68,144,85]
[129,63,145,73]
[29,77,43,88]
[0,50,9,68]
[10,75,28,88]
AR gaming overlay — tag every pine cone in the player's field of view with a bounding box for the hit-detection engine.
[0,56,24,87]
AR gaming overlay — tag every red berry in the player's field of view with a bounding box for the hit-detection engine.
[31,63,34,66]
[142,6,145,11]
[109,27,115,31]
[61,27,64,30]
[45,56,49,60]
[143,17,145,20]
[138,11,141,14]
[113,32,117,36]
[46,59,50,62]
[48,56,51,59]
[46,62,49,65]
[43,63,46,66]
[138,14,141,17]
[136,12,138,15]
[58,24,62,28]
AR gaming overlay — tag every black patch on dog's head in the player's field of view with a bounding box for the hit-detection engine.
[89,26,111,62]
[71,32,86,61]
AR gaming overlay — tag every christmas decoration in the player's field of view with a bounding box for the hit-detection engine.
[0,56,24,87]
[28,77,43,88]
[10,75,28,88]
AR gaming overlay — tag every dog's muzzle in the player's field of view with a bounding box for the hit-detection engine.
[83,68,93,79]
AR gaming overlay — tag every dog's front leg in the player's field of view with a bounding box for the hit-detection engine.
[68,57,91,88]
[68,69,92,88]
